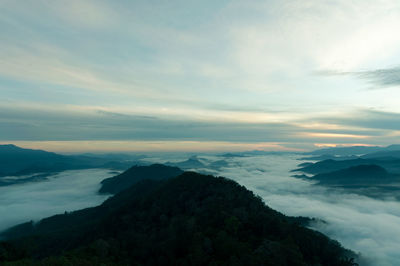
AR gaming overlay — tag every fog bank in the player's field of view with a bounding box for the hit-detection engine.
[0,169,112,233]
[210,154,400,266]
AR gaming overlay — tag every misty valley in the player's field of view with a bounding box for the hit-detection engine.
[0,144,399,265]
[4,1,400,264]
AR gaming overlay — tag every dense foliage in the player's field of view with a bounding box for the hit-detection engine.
[1,172,357,265]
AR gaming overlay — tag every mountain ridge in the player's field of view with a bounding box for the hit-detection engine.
[0,170,358,265]
[0,144,139,183]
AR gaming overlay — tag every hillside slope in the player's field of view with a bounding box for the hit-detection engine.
[0,172,357,265]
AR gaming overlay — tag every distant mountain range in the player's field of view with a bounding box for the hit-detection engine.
[165,156,230,172]
[361,150,400,159]
[0,144,140,182]
[294,145,400,190]
[305,144,400,157]
[0,165,357,265]
[99,164,183,194]
[294,158,400,175]
[312,164,391,185]
[165,156,206,169]
[220,150,295,158]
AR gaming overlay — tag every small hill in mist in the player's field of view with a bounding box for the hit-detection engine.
[99,164,183,194]
[0,171,357,265]
[313,164,390,185]
[165,156,229,173]
[165,156,206,169]
[294,158,400,175]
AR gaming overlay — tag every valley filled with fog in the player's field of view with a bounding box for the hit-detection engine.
[210,154,400,266]
[144,153,400,266]
[0,169,113,233]
[1,153,400,265]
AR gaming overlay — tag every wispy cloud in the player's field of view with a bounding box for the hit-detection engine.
[1,104,398,151]
[0,104,302,143]
[2,1,400,148]
[311,109,400,131]
[318,67,400,89]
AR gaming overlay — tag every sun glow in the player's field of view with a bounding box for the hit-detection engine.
[305,133,370,139]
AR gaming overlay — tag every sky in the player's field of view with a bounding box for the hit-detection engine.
[1,0,400,152]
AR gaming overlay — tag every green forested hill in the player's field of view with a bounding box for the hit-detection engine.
[0,171,357,266]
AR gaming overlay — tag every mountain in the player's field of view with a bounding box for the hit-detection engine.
[361,150,400,159]
[208,159,230,169]
[298,154,359,161]
[306,145,383,156]
[78,152,145,161]
[0,171,357,265]
[311,164,391,185]
[293,158,400,175]
[164,157,230,176]
[386,144,400,150]
[219,152,248,158]
[305,144,400,157]
[0,144,138,180]
[99,164,183,194]
[0,144,66,175]
[293,158,370,174]
[220,151,293,158]
[165,156,206,170]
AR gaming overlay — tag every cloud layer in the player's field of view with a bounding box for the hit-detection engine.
[0,169,111,233]
[2,104,400,152]
[1,152,399,265]
[211,154,400,266]
[2,1,400,149]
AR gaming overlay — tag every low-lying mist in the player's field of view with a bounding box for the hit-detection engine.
[207,154,400,266]
[1,153,399,265]
[0,169,112,233]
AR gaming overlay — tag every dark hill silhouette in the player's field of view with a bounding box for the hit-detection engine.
[361,150,400,159]
[0,144,66,175]
[312,165,391,185]
[298,154,359,161]
[0,172,357,265]
[293,158,400,175]
[165,156,229,173]
[165,156,206,169]
[304,144,400,158]
[306,145,382,156]
[99,164,183,194]
[0,144,138,183]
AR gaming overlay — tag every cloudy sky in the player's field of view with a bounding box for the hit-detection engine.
[1,0,400,152]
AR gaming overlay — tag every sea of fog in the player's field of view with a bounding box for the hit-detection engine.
[141,153,400,265]
[139,153,400,265]
[206,154,400,266]
[1,154,399,265]
[0,169,113,233]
